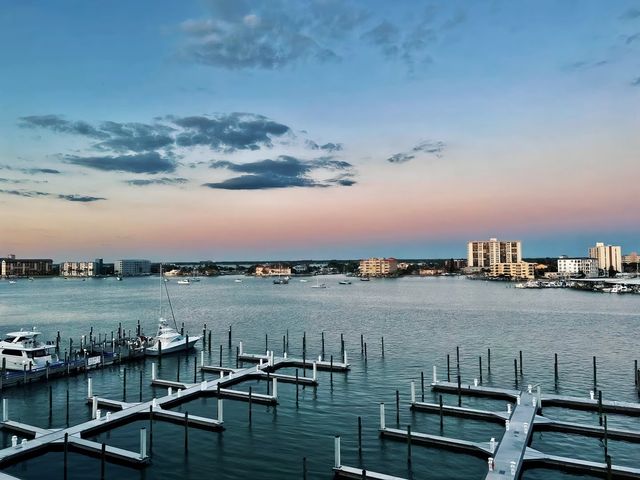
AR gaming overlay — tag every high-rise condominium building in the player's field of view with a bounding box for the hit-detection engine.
[114,259,151,276]
[467,238,522,268]
[588,242,622,273]
[359,258,398,276]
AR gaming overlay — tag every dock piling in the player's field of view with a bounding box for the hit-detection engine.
[2,398,7,422]
[303,457,307,480]
[296,370,299,407]
[447,354,450,382]
[358,416,362,454]
[217,396,223,422]
[208,331,212,353]
[514,359,518,388]
[66,389,69,426]
[321,332,325,360]
[88,377,93,398]
[554,353,559,388]
[396,389,400,426]
[593,356,597,387]
[410,381,416,405]
[519,350,523,375]
[140,370,143,402]
[184,412,188,452]
[439,395,443,430]
[101,442,106,480]
[479,356,483,384]
[360,334,364,354]
[149,405,153,454]
[379,403,385,430]
[381,336,384,357]
[228,325,232,349]
[64,432,68,479]
[140,427,147,459]
[457,374,462,407]
[219,344,223,367]
[364,342,367,361]
[488,348,491,373]
[407,424,412,463]
[330,355,334,383]
[334,435,341,468]
[123,367,127,401]
[249,387,253,423]
[421,371,425,402]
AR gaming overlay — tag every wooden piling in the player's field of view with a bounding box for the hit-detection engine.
[487,348,491,373]
[514,358,518,388]
[396,389,400,426]
[554,353,559,387]
[149,405,153,454]
[265,333,268,352]
[64,432,68,480]
[49,385,53,422]
[177,356,180,382]
[593,356,597,387]
[219,344,223,367]
[635,360,638,386]
[407,424,412,463]
[123,367,127,401]
[283,335,286,356]
[381,336,384,357]
[360,334,364,354]
[184,411,189,452]
[249,386,253,423]
[236,346,239,369]
[228,325,232,349]
[420,371,425,402]
[447,354,451,382]
[193,357,197,383]
[364,343,367,361]
[330,355,333,383]
[358,416,362,454]
[321,332,325,360]
[519,350,523,376]
[439,394,444,430]
[457,374,462,407]
[139,370,143,402]
[598,390,603,426]
[604,414,608,458]
[101,442,106,480]
[296,370,299,407]
[208,330,212,353]
[66,389,69,426]
[479,356,483,384]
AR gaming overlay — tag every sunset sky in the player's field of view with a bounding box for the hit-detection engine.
[1,1,639,261]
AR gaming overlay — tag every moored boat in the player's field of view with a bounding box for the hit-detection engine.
[0,330,61,370]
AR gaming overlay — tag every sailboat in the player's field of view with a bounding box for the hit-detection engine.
[311,275,327,289]
[146,265,201,356]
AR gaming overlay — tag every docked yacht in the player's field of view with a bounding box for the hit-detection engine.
[146,266,200,356]
[0,330,60,370]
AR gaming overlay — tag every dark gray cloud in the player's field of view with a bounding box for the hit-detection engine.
[0,177,47,185]
[387,141,446,164]
[620,8,640,20]
[0,189,104,202]
[95,122,175,152]
[177,1,369,69]
[206,154,355,190]
[0,164,62,175]
[631,77,640,86]
[305,140,343,152]
[126,177,189,186]
[565,60,609,71]
[19,115,108,139]
[66,152,176,174]
[173,113,290,152]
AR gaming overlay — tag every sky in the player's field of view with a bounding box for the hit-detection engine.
[0,0,639,261]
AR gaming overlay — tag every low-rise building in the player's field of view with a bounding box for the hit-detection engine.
[1,254,53,277]
[359,258,398,276]
[255,265,292,276]
[489,262,535,280]
[114,259,151,276]
[557,257,599,278]
[60,261,100,277]
[623,252,640,265]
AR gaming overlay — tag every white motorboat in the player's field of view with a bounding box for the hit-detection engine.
[234,279,243,283]
[299,279,308,283]
[0,330,60,370]
[177,279,191,285]
[273,276,289,285]
[338,280,352,285]
[146,266,201,356]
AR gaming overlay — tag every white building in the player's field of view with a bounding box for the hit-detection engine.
[588,242,622,273]
[557,257,599,278]
[467,238,522,268]
[114,259,151,276]
[61,261,99,277]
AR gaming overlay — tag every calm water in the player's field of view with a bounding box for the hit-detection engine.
[1,276,639,479]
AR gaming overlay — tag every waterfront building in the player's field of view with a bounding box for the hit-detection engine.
[467,238,522,268]
[588,242,622,273]
[557,257,599,278]
[1,254,53,277]
[489,261,535,280]
[359,257,398,276]
[114,259,151,276]
[255,264,292,276]
[60,260,100,277]
[623,252,640,265]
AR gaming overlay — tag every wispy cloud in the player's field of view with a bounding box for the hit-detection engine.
[126,177,189,186]
[0,177,47,185]
[0,164,61,175]
[205,155,356,190]
[620,8,640,20]
[387,140,446,164]
[65,152,176,174]
[631,77,640,86]
[19,115,108,139]
[0,188,104,202]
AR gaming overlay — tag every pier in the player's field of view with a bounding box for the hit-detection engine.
[0,345,350,478]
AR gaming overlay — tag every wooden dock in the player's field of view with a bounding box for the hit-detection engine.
[0,346,348,478]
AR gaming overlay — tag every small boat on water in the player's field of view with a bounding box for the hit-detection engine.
[299,279,308,283]
[177,279,191,285]
[8,280,16,284]
[338,280,352,285]
[360,276,370,282]
[602,284,632,294]
[234,279,243,283]
[0,330,61,370]
[115,276,123,281]
[273,276,289,285]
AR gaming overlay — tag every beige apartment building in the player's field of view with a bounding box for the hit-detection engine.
[489,262,535,280]
[61,261,99,277]
[359,258,398,276]
[467,238,522,268]
[588,242,622,273]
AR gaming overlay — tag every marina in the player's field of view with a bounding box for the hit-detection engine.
[0,276,639,478]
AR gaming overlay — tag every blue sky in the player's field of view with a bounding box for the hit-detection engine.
[0,1,639,261]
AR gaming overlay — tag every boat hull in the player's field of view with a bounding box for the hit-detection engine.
[145,336,201,356]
